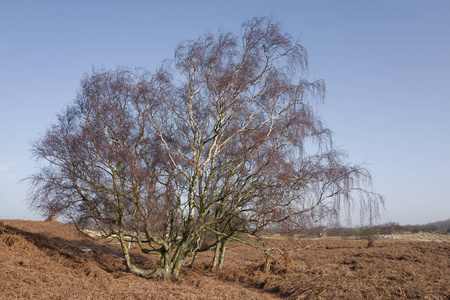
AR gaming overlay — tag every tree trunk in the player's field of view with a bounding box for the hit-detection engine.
[170,254,184,280]
[263,251,271,273]
[190,231,205,267]
[217,239,229,271]
[190,251,199,267]
[118,233,173,279]
[212,240,221,270]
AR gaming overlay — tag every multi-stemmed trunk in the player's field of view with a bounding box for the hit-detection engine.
[118,232,187,280]
[212,237,230,271]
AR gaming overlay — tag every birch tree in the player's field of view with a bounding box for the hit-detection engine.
[28,17,383,279]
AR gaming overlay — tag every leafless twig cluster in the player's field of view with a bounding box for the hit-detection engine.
[27,17,383,280]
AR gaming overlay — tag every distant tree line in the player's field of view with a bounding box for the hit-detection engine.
[269,220,450,238]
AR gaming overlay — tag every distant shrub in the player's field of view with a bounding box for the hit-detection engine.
[359,227,379,248]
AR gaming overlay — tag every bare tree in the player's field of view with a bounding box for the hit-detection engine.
[28,17,383,280]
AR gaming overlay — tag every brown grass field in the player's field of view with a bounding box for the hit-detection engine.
[0,220,448,299]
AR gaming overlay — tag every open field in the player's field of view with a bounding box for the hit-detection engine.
[380,232,450,242]
[1,220,449,299]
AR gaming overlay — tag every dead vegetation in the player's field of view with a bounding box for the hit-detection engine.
[0,220,276,299]
[1,220,449,299]
[381,232,450,242]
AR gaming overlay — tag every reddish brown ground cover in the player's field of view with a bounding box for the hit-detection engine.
[1,220,448,299]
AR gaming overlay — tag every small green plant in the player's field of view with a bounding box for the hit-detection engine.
[359,226,379,248]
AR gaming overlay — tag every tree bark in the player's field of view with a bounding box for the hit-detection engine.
[263,251,271,273]
[212,240,221,270]
[119,233,173,279]
[217,239,229,271]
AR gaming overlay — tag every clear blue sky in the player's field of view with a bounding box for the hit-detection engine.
[1,0,449,225]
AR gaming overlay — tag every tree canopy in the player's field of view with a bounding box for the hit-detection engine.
[28,17,383,280]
